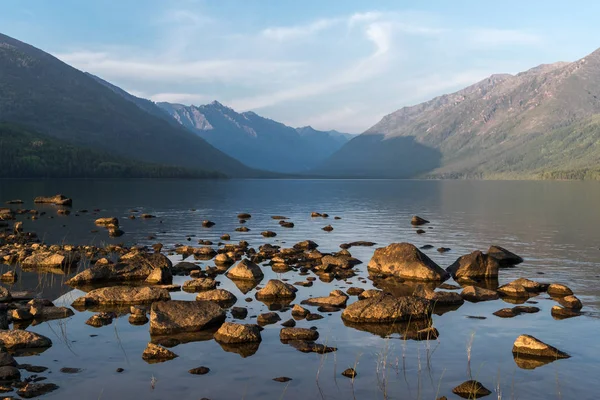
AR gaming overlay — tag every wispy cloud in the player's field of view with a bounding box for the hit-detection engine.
[468,28,542,46]
[261,18,340,41]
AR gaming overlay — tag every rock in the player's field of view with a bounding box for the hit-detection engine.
[301,291,348,308]
[261,231,277,238]
[346,287,365,296]
[231,307,248,319]
[0,352,16,367]
[85,312,116,327]
[202,220,215,228]
[446,251,499,280]
[497,283,529,298]
[508,278,548,293]
[558,295,582,310]
[34,194,72,206]
[60,367,81,374]
[255,280,297,300]
[220,234,231,240]
[140,214,156,219]
[322,225,334,232]
[172,262,198,275]
[512,335,570,359]
[10,308,32,321]
[21,251,79,269]
[95,217,119,226]
[273,377,292,382]
[358,289,384,299]
[551,305,581,319]
[281,319,296,327]
[367,243,449,281]
[438,283,460,290]
[493,308,519,318]
[257,312,281,326]
[280,328,319,341]
[452,380,491,399]
[291,304,310,319]
[18,364,48,373]
[437,247,451,253]
[189,366,210,375]
[195,289,237,307]
[271,216,288,220]
[226,259,264,281]
[13,221,23,234]
[142,343,178,362]
[0,287,11,303]
[149,300,225,335]
[341,294,431,323]
[547,283,573,296]
[182,278,217,292]
[214,253,233,265]
[460,286,499,302]
[214,322,262,344]
[306,313,323,321]
[0,365,20,381]
[321,255,360,270]
[487,245,523,266]
[17,383,59,398]
[411,216,429,226]
[341,368,357,378]
[29,305,74,322]
[0,271,16,283]
[145,267,173,284]
[237,213,252,219]
[404,327,440,341]
[67,252,172,285]
[293,240,319,250]
[0,330,52,350]
[72,286,170,307]
[288,340,336,354]
[412,285,464,306]
[416,229,426,234]
[235,226,250,232]
[280,221,294,228]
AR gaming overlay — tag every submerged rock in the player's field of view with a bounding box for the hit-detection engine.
[280,328,319,342]
[446,251,499,280]
[149,300,225,335]
[214,322,262,344]
[72,286,170,307]
[512,335,570,359]
[189,366,210,375]
[288,340,336,354]
[301,290,348,308]
[460,286,499,302]
[17,382,59,398]
[142,343,178,363]
[367,243,449,281]
[341,294,431,324]
[412,285,464,306]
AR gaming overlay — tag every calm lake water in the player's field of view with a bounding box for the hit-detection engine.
[1,179,599,400]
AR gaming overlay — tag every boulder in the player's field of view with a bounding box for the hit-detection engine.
[231,307,248,319]
[497,283,529,298]
[142,342,178,362]
[288,340,336,354]
[0,287,11,303]
[145,267,173,284]
[411,216,429,226]
[412,285,464,306]
[0,352,17,367]
[66,252,172,285]
[214,253,233,265]
[446,251,499,280]
[214,322,262,344]
[342,368,357,378]
[257,312,281,326]
[346,287,365,296]
[34,194,72,206]
[72,286,170,307]
[0,330,52,350]
[86,312,117,327]
[226,259,264,281]
[291,304,310,318]
[512,335,570,359]
[508,278,548,293]
[195,289,237,307]
[293,240,318,250]
[280,328,319,341]
[487,245,523,266]
[22,251,80,269]
[95,217,119,226]
[341,294,431,323]
[547,283,573,296]
[460,286,499,302]
[17,383,59,398]
[255,280,297,300]
[358,289,384,300]
[30,305,74,321]
[321,255,360,270]
[551,306,581,319]
[149,300,225,335]
[558,295,582,310]
[452,380,491,398]
[261,231,277,238]
[182,277,217,292]
[301,290,349,308]
[368,243,448,281]
[0,365,20,381]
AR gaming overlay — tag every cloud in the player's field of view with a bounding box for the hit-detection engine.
[468,28,542,46]
[261,18,340,41]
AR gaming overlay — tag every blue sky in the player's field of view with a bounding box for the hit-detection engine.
[2,0,600,132]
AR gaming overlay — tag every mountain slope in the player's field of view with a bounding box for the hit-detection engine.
[0,123,224,178]
[0,32,256,177]
[157,102,352,173]
[319,49,600,179]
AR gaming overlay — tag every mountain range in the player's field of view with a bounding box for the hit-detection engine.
[319,53,600,179]
[2,30,600,180]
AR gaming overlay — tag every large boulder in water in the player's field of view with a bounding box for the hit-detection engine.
[21,251,80,269]
[512,335,570,359]
[367,243,449,281]
[487,245,523,266]
[72,286,170,308]
[66,252,172,286]
[214,322,262,344]
[341,294,431,324]
[0,330,52,350]
[255,280,297,300]
[149,300,225,335]
[446,251,499,280]
[226,259,264,281]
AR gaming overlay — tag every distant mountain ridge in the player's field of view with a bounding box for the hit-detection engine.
[157,101,354,173]
[0,32,257,178]
[319,49,600,179]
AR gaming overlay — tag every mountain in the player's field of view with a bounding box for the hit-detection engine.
[0,123,224,178]
[0,32,256,177]
[157,102,353,173]
[319,49,600,179]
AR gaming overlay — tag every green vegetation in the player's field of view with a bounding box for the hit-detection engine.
[0,123,224,178]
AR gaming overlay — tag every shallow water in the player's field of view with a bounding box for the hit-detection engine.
[1,179,599,400]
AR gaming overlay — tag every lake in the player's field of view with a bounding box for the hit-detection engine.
[1,179,599,400]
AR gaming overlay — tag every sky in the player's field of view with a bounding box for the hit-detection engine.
[2,0,600,133]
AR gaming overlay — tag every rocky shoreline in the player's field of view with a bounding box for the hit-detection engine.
[0,196,584,399]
